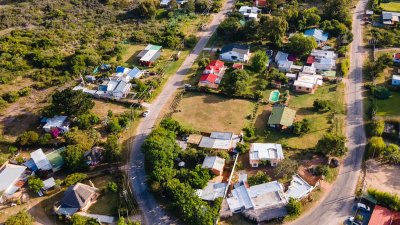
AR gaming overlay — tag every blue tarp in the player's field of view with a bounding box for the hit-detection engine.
[116,66,125,73]
[98,85,108,92]
[24,159,38,171]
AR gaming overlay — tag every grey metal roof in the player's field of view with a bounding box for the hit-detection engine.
[60,183,97,209]
[0,164,26,195]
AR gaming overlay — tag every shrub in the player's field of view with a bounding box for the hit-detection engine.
[28,176,44,193]
[366,136,386,158]
[248,171,271,186]
[243,125,255,138]
[18,87,32,97]
[236,142,249,154]
[64,173,88,186]
[16,131,39,147]
[316,133,347,156]
[313,99,332,112]
[383,144,400,164]
[340,58,350,77]
[373,86,391,99]
[293,119,311,135]
[5,210,34,225]
[107,182,118,193]
[286,198,302,216]
[370,119,384,136]
[184,35,198,49]
[368,189,400,211]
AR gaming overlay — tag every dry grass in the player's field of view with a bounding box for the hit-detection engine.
[0,77,34,96]
[365,159,400,196]
[91,100,129,118]
[172,92,254,133]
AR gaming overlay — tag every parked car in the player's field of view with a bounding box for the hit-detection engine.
[142,110,150,117]
[357,203,370,211]
[347,216,362,225]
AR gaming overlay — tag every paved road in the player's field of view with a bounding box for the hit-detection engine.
[127,2,234,225]
[291,1,368,225]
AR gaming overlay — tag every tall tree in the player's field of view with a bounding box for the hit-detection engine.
[104,134,122,162]
[44,88,94,117]
[259,15,288,47]
[251,50,269,72]
[62,145,87,172]
[287,33,318,57]
[316,133,347,156]
[28,177,44,193]
[135,0,158,19]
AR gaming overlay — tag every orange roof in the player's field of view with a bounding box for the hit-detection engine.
[209,60,224,68]
[14,180,26,188]
[369,205,394,225]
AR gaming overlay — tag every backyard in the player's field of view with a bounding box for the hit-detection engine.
[254,84,345,149]
[172,92,255,133]
[86,175,119,216]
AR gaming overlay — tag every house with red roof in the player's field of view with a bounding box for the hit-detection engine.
[369,205,400,225]
[253,0,267,7]
[393,53,400,63]
[198,60,226,89]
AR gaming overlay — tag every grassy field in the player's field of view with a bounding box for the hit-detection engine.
[381,0,400,12]
[172,92,254,133]
[375,92,400,118]
[91,100,129,118]
[254,84,345,149]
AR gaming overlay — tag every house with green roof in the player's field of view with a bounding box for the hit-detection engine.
[267,106,296,130]
[46,147,66,172]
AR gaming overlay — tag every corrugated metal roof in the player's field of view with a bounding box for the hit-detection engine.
[31,148,53,171]
[284,174,314,200]
[250,143,284,161]
[267,106,296,127]
[210,132,233,140]
[0,164,26,195]
[196,182,227,201]
[202,156,225,172]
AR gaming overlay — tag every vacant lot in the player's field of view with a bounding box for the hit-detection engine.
[381,0,400,12]
[91,100,129,118]
[375,92,400,119]
[172,92,254,133]
[254,84,344,149]
[365,159,400,196]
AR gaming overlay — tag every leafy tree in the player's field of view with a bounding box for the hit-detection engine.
[220,69,250,96]
[236,142,249,154]
[248,171,271,186]
[313,99,332,112]
[185,0,195,13]
[216,151,230,162]
[104,134,122,162]
[301,7,321,27]
[108,117,122,133]
[251,50,269,72]
[366,136,386,158]
[65,129,96,150]
[76,113,100,130]
[107,182,118,192]
[39,133,52,145]
[373,86,391,99]
[71,214,100,225]
[383,144,400,164]
[368,189,400,211]
[275,158,299,179]
[194,0,209,12]
[16,131,39,147]
[287,34,318,57]
[323,0,351,24]
[117,218,141,225]
[293,119,311,135]
[44,88,94,117]
[63,145,87,172]
[198,58,210,68]
[268,67,289,84]
[259,15,288,47]
[64,173,88,186]
[160,118,182,134]
[286,198,302,216]
[28,176,44,193]
[316,133,347,156]
[184,35,198,49]
[5,210,34,225]
[217,17,241,40]
[135,0,158,19]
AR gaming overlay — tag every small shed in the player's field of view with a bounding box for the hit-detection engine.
[202,156,225,176]
[187,134,203,145]
[42,177,56,191]
[267,106,296,129]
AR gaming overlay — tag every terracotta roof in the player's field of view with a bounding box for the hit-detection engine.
[205,65,221,73]
[200,74,218,83]
[209,60,224,68]
[369,205,395,225]
[307,56,315,64]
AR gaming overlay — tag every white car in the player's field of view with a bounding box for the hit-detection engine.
[142,110,150,117]
[357,203,370,211]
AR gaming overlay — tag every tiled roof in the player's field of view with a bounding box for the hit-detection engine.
[200,74,218,83]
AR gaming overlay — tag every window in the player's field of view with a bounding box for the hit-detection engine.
[231,56,238,60]
[252,163,258,167]
[306,88,310,91]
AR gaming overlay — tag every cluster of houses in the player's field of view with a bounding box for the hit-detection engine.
[189,137,318,223]
[73,44,162,100]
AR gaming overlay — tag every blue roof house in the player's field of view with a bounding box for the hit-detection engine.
[127,67,143,80]
[304,29,329,44]
[392,75,400,86]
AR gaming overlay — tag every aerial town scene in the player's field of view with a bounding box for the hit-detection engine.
[0,0,400,224]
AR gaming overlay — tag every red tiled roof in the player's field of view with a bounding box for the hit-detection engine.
[307,56,315,64]
[369,205,394,225]
[209,60,224,68]
[232,63,244,69]
[394,53,400,60]
[200,74,218,83]
[205,65,221,74]
[253,0,267,6]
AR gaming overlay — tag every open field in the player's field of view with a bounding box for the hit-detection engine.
[365,159,400,196]
[254,84,345,149]
[381,0,400,12]
[375,92,400,118]
[172,92,254,133]
[91,100,129,118]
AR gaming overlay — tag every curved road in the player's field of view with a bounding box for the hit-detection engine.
[292,0,368,224]
[128,2,234,225]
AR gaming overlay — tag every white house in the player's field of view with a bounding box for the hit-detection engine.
[392,75,400,86]
[239,6,260,20]
[31,148,53,171]
[284,174,316,200]
[382,11,400,25]
[293,73,323,94]
[196,182,227,201]
[0,164,27,203]
[43,116,69,133]
[278,61,293,73]
[219,44,250,63]
[309,50,337,72]
[97,78,132,99]
[249,143,284,167]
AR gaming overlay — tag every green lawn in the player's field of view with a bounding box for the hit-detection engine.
[376,92,400,118]
[381,0,400,12]
[254,84,345,150]
[85,175,119,216]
